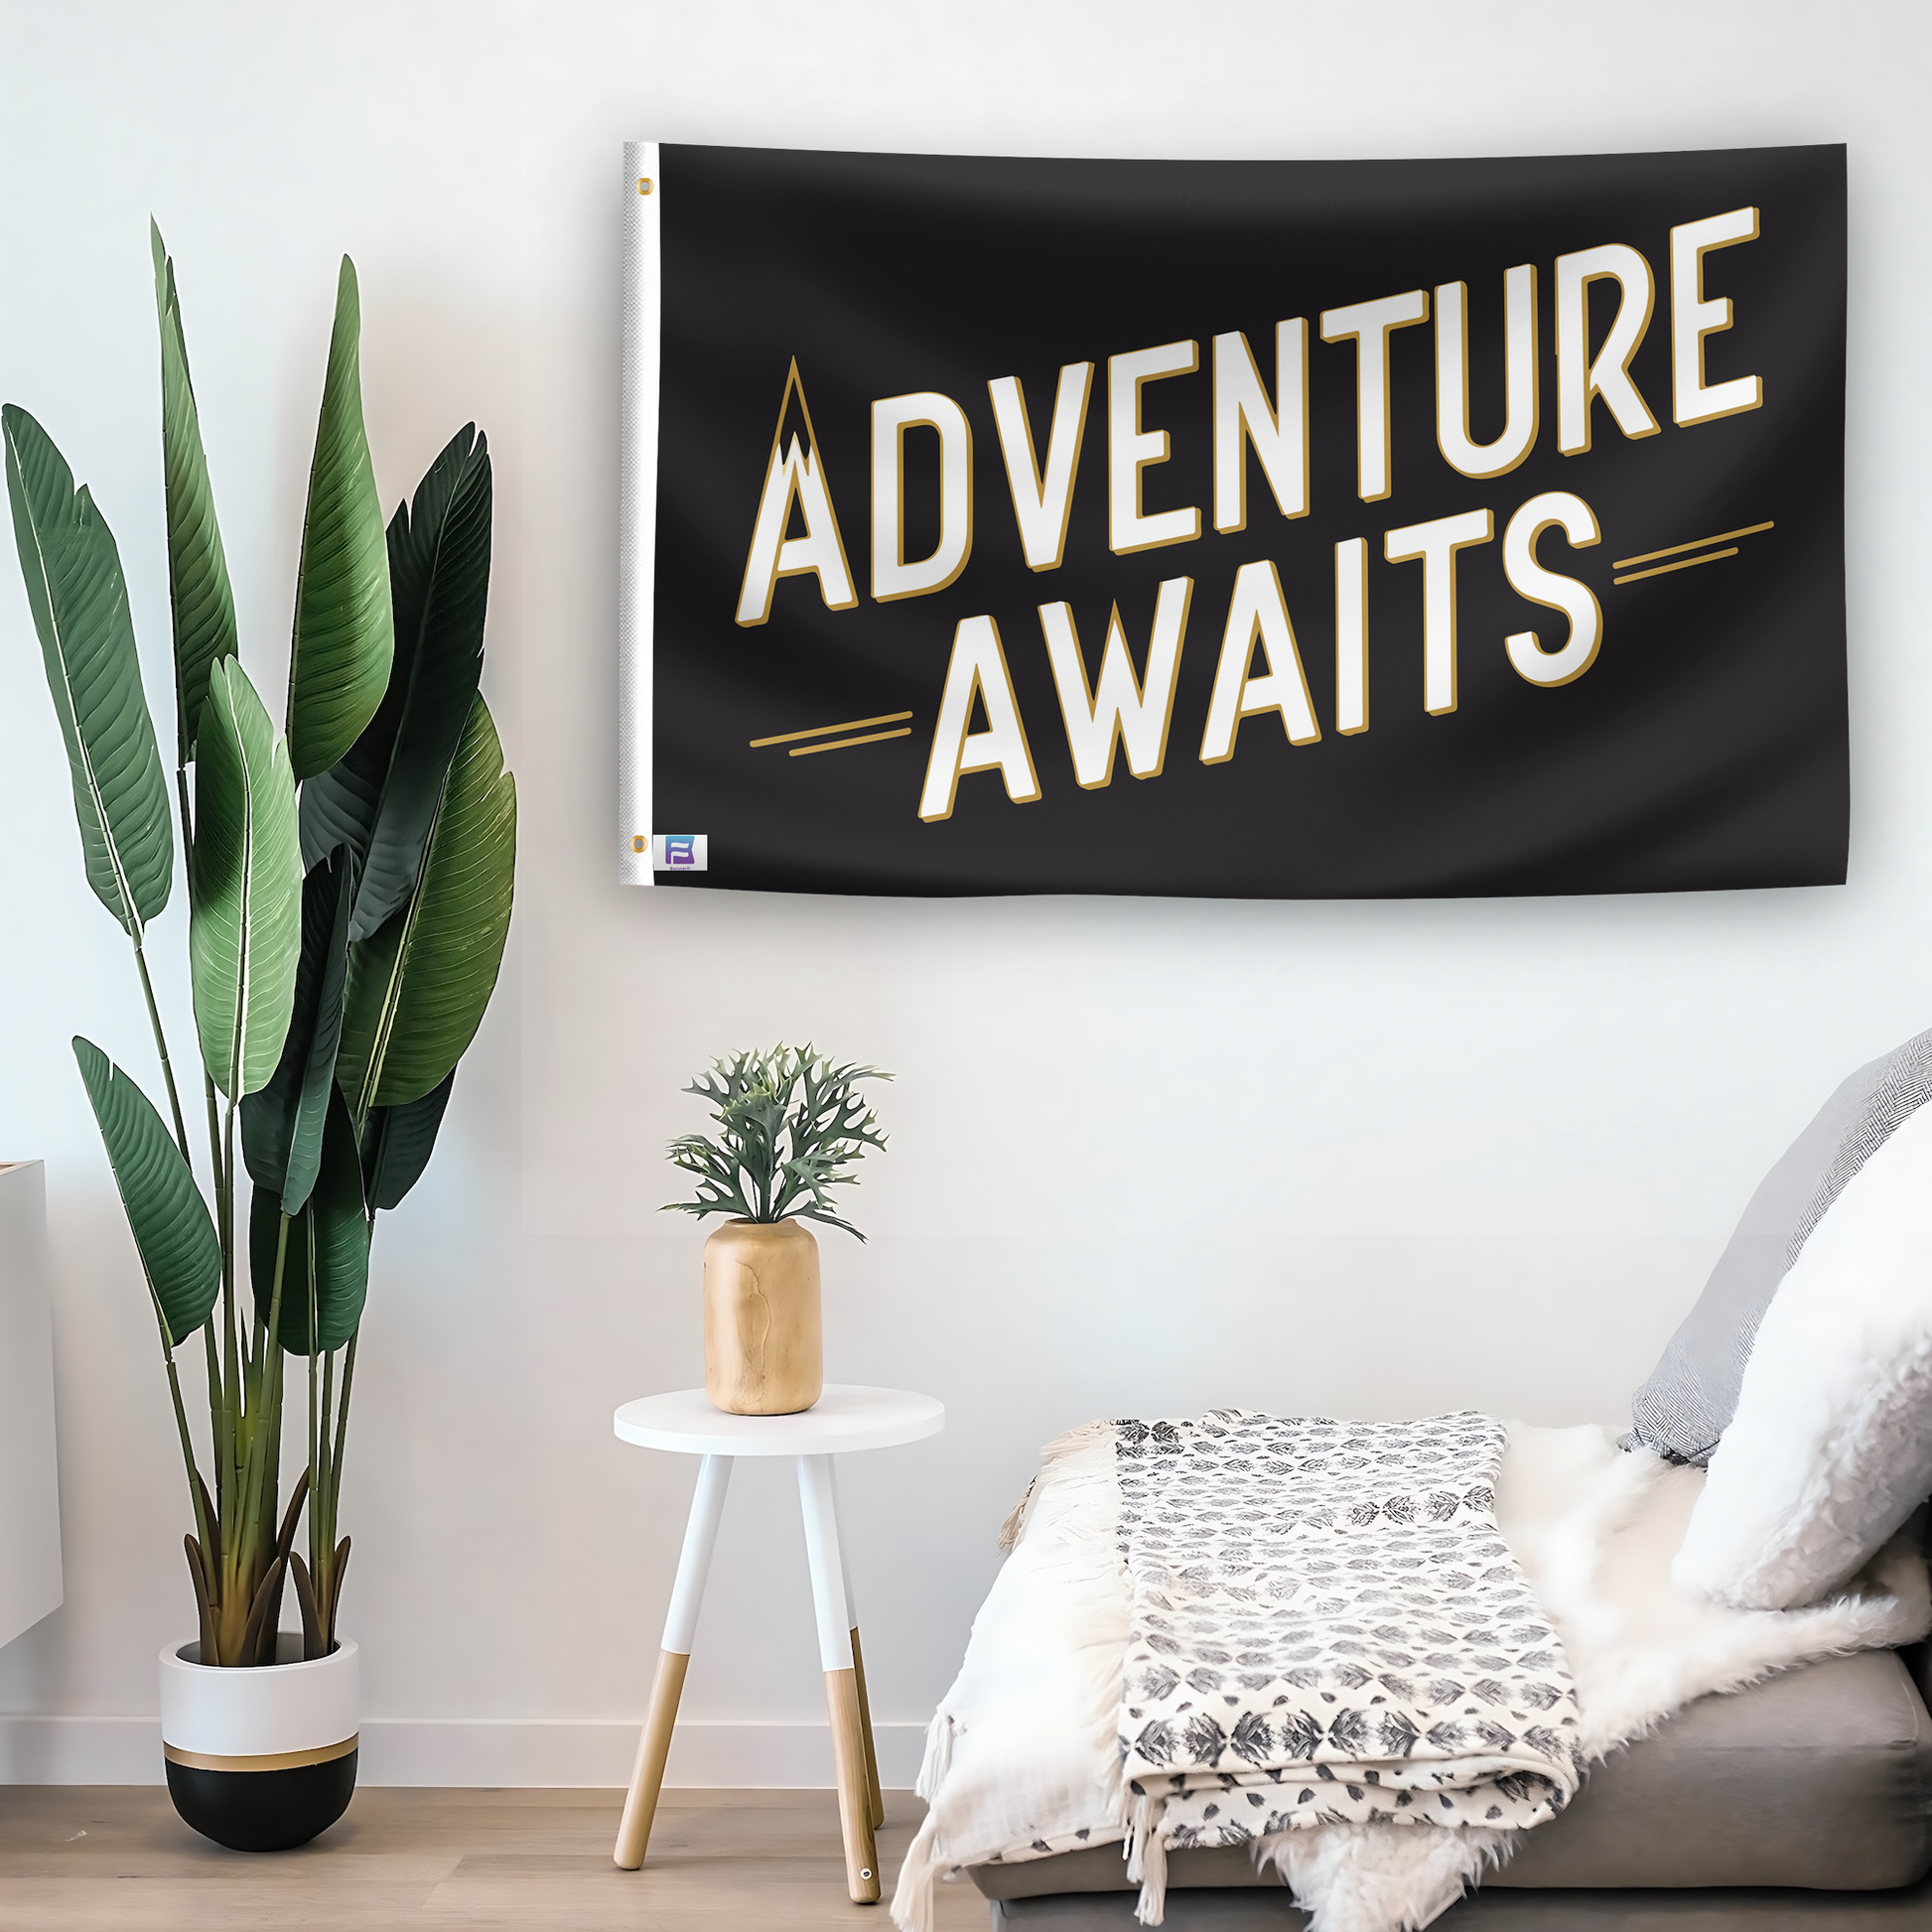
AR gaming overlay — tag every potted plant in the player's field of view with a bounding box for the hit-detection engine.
[665,1045,890,1415]
[3,225,515,1851]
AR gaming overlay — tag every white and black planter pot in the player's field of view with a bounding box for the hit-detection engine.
[159,1635,358,1852]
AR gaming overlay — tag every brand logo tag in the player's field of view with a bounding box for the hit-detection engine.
[651,834,708,871]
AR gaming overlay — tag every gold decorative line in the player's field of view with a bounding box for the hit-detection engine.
[789,728,913,758]
[1612,520,1773,570]
[164,1735,357,1773]
[1612,547,1739,587]
[749,710,913,750]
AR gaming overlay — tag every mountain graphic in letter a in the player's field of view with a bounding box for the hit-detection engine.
[736,357,858,625]
[772,369,814,487]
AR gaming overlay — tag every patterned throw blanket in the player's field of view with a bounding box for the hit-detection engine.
[1115,1411,1584,1913]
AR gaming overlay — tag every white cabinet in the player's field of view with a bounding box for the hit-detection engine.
[0,1162,62,1648]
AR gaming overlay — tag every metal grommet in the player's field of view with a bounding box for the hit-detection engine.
[630,835,647,853]
[637,177,652,196]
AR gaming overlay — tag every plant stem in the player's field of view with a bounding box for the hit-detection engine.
[239,1328,281,1586]
[163,1350,212,1563]
[217,1095,240,1568]
[312,1343,336,1604]
[202,1074,224,1226]
[140,1261,213,1587]
[198,1072,231,1537]
[322,1335,357,1648]
[202,1317,225,1520]
[332,1333,356,1501]
[220,1096,239,1452]
[218,1211,288,1664]
[131,939,191,1166]
[307,1299,320,1554]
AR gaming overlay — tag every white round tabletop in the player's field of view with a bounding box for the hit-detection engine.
[613,1383,945,1457]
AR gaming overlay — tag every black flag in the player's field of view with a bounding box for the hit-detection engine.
[620,142,1846,899]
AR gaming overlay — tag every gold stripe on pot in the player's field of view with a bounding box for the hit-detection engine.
[163,1734,358,1773]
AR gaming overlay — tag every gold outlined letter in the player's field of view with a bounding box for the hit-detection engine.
[1199,560,1320,763]
[1334,537,1369,736]
[918,616,1041,821]
[1555,245,1659,455]
[1108,341,1200,555]
[988,363,1092,572]
[872,392,974,604]
[1212,323,1309,532]
[1503,491,1602,687]
[1436,267,1539,480]
[1385,508,1493,716]
[1319,291,1430,502]
[1038,578,1192,789]
[735,359,858,625]
[1670,208,1763,428]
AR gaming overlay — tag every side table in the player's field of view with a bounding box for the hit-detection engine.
[611,1383,945,1902]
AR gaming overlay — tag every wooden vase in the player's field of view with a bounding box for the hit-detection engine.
[702,1218,823,1415]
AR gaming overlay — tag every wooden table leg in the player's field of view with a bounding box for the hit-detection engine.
[827,1460,885,1830]
[615,1453,733,1869]
[797,1453,881,1903]
[849,1625,885,1831]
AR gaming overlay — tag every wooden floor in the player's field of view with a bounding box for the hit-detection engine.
[0,1787,991,1930]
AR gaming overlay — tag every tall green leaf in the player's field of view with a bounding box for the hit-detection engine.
[241,847,354,1213]
[73,1036,219,1347]
[360,1069,455,1211]
[250,1086,369,1355]
[302,427,490,945]
[3,405,174,936]
[190,658,302,1098]
[150,222,237,763]
[339,694,514,1114]
[296,739,380,880]
[287,257,392,780]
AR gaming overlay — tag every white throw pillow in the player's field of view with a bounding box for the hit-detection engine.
[1673,1099,1932,1610]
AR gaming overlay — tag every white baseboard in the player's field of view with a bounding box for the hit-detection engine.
[0,1715,930,1788]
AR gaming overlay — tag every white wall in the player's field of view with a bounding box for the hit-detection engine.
[1,0,1928,1785]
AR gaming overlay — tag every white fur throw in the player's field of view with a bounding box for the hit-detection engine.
[1676,1100,1932,1609]
[893,1421,1929,1932]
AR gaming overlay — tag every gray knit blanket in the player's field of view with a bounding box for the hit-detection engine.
[1115,1411,1584,1887]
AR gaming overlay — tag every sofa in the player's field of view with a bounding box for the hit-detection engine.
[969,1646,1932,1926]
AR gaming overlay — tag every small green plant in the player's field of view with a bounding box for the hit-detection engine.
[664,1044,890,1239]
